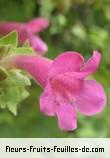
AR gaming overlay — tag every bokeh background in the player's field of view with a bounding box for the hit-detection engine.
[0,0,109,137]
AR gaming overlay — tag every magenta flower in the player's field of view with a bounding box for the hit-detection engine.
[10,51,106,131]
[0,18,49,54]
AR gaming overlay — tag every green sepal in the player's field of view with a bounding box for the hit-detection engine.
[0,31,18,47]
[0,45,12,58]
[0,66,9,81]
[13,47,34,55]
[23,40,30,47]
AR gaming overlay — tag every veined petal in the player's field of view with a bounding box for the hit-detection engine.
[27,18,49,33]
[49,52,84,78]
[56,103,77,131]
[75,80,106,116]
[30,35,48,54]
[51,72,84,100]
[40,83,56,116]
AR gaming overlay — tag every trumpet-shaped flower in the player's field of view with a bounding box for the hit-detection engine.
[0,18,49,54]
[9,51,106,131]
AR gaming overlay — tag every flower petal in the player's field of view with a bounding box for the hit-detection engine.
[30,35,48,54]
[49,52,84,78]
[15,55,52,87]
[80,50,101,77]
[0,22,30,44]
[0,21,48,55]
[40,83,56,116]
[0,22,23,35]
[61,51,101,79]
[56,103,77,131]
[27,18,49,33]
[75,80,106,116]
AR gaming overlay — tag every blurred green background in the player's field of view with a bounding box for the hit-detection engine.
[0,0,110,137]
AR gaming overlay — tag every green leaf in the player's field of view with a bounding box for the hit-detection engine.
[0,70,31,115]
[0,86,29,115]
[0,31,18,47]
[0,70,31,87]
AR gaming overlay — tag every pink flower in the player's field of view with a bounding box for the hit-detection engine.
[0,18,49,54]
[10,51,106,131]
